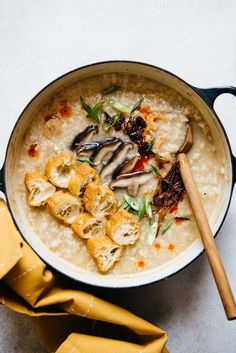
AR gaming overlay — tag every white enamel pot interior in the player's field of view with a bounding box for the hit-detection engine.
[2,61,235,288]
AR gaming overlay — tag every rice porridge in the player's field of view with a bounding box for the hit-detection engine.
[15,73,226,275]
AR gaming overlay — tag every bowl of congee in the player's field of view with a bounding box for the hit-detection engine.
[1,61,235,288]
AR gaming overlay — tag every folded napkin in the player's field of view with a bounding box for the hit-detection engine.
[0,199,168,353]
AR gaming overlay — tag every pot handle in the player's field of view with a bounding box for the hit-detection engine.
[194,86,236,183]
[0,166,4,193]
[195,86,236,106]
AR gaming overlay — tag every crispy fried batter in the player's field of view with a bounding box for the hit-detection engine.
[45,152,74,188]
[87,234,123,273]
[72,212,106,239]
[25,171,55,207]
[83,183,118,218]
[47,191,83,225]
[106,208,140,245]
[68,162,100,197]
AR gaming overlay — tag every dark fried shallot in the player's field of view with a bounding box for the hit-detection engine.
[152,162,185,211]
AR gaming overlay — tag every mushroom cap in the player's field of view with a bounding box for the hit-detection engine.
[70,124,98,150]
[109,171,154,196]
[112,155,139,179]
[99,141,134,182]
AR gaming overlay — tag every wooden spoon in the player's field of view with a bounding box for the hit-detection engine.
[177,122,236,320]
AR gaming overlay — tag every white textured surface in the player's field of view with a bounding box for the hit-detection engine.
[0,1,236,352]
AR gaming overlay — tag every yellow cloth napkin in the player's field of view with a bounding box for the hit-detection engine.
[0,199,168,353]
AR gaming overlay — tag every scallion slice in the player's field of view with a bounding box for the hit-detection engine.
[138,197,146,220]
[144,195,153,220]
[175,216,191,221]
[80,96,101,123]
[161,218,175,235]
[151,164,161,177]
[147,221,158,244]
[109,98,130,113]
[153,151,165,160]
[123,194,139,211]
[77,158,98,168]
[130,98,143,114]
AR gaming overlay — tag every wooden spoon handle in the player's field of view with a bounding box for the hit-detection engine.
[177,153,236,320]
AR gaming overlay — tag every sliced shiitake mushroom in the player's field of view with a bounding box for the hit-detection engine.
[76,142,100,157]
[112,155,139,179]
[70,125,98,150]
[109,171,154,197]
[91,137,122,163]
[100,141,133,182]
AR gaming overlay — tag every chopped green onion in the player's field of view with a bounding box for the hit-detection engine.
[77,158,98,168]
[53,145,63,154]
[161,218,175,235]
[144,195,153,221]
[101,85,121,95]
[80,96,101,123]
[147,137,156,152]
[102,113,120,132]
[153,151,165,160]
[130,98,143,114]
[147,221,158,245]
[161,216,190,235]
[123,194,139,211]
[78,158,109,168]
[124,204,133,213]
[138,197,146,220]
[102,124,111,133]
[151,164,161,177]
[109,98,130,113]
[118,202,125,209]
[92,100,105,114]
[175,217,191,221]
[146,137,165,160]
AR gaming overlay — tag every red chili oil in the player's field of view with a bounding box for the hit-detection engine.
[175,218,183,225]
[154,243,161,250]
[169,205,178,214]
[132,156,152,172]
[28,143,39,157]
[59,100,73,117]
[168,243,175,252]
[139,105,151,117]
[138,260,145,268]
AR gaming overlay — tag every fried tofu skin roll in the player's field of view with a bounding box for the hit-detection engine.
[83,183,118,218]
[72,212,106,239]
[106,208,141,245]
[45,152,74,188]
[25,172,55,207]
[68,162,100,197]
[47,191,83,225]
[87,234,123,273]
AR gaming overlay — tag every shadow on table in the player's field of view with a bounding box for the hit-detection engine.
[68,253,207,328]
